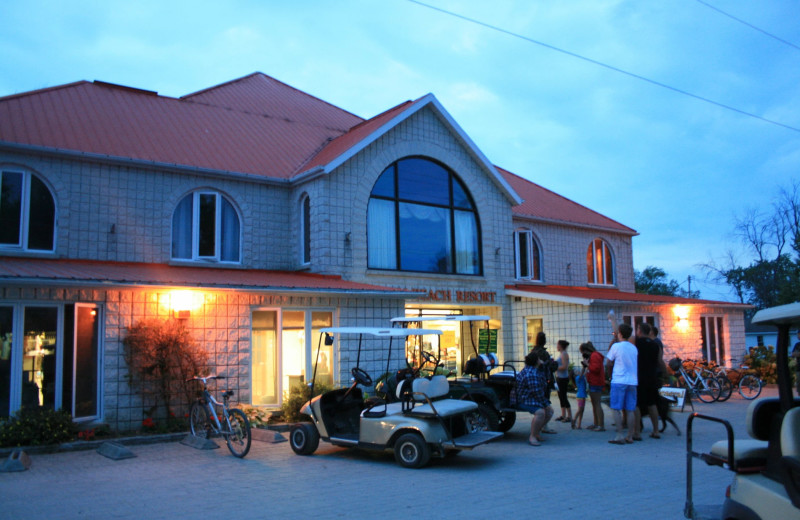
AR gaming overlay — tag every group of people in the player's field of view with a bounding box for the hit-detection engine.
[512,324,666,447]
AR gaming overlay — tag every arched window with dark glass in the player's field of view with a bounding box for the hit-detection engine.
[0,169,56,252]
[300,194,311,265]
[514,229,542,281]
[172,191,240,263]
[367,157,481,275]
[587,238,614,285]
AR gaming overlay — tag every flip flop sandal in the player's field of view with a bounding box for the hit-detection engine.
[632,437,643,441]
[586,425,598,431]
[608,439,626,445]
[626,439,635,444]
[541,428,557,434]
[528,439,541,446]
[650,433,661,439]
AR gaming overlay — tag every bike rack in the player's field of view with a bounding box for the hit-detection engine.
[684,413,734,519]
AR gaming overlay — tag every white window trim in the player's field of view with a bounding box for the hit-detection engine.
[173,191,241,264]
[588,238,615,286]
[299,194,310,267]
[0,169,56,253]
[514,229,542,282]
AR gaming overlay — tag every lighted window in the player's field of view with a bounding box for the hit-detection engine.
[0,170,56,252]
[300,194,310,265]
[587,238,614,285]
[367,157,481,275]
[514,229,542,281]
[172,191,240,263]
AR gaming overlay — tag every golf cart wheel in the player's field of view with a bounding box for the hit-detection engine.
[478,403,500,431]
[290,423,320,455]
[497,411,517,432]
[394,432,431,469]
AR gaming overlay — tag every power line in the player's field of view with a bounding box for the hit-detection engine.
[694,0,800,52]
[405,0,800,134]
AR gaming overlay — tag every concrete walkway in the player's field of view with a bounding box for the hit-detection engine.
[0,387,777,520]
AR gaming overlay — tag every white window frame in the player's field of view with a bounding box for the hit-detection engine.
[514,229,542,281]
[622,313,656,330]
[299,194,311,266]
[172,191,241,264]
[587,238,615,286]
[0,169,56,252]
[700,315,726,365]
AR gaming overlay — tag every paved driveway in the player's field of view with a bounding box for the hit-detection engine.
[0,389,775,520]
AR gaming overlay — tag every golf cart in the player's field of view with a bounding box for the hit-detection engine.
[685,302,800,519]
[288,327,503,468]
[390,315,519,432]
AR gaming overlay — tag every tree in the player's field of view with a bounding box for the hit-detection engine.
[123,318,209,421]
[635,266,700,298]
[704,179,800,310]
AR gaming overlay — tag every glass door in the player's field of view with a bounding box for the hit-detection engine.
[700,316,725,364]
[65,304,100,419]
[0,306,13,417]
[22,306,58,409]
[251,310,278,406]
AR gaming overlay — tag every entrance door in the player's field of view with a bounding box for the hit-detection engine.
[251,310,278,406]
[22,306,58,409]
[700,316,725,364]
[64,304,100,419]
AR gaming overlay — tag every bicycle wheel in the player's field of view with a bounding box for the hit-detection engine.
[224,408,251,458]
[716,375,733,402]
[738,374,763,400]
[189,401,211,438]
[697,377,721,403]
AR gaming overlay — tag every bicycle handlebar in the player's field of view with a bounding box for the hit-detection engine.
[186,375,225,383]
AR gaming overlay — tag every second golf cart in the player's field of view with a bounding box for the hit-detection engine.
[289,327,503,468]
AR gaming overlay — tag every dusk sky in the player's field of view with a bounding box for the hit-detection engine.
[2,0,798,301]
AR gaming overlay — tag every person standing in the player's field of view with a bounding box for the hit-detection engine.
[580,341,605,431]
[606,323,638,444]
[554,340,572,423]
[512,350,555,446]
[650,326,667,386]
[635,322,661,439]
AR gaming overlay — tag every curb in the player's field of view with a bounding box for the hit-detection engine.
[0,432,186,458]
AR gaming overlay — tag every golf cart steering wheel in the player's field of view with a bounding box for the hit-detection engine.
[420,350,438,366]
[351,367,373,386]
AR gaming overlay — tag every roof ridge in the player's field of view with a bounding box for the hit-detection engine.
[0,80,90,102]
[181,71,364,121]
[496,165,636,234]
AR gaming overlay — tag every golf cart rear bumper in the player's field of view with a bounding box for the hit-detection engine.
[442,430,503,450]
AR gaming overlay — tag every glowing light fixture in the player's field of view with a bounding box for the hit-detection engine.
[673,305,690,332]
[170,290,196,319]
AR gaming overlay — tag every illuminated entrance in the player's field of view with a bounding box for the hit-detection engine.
[251,309,333,406]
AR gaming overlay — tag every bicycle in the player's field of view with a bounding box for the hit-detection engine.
[187,375,252,458]
[697,362,733,402]
[709,365,763,400]
[669,359,720,403]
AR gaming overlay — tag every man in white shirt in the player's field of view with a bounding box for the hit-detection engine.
[606,323,638,444]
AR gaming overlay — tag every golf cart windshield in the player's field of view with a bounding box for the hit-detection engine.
[390,315,492,375]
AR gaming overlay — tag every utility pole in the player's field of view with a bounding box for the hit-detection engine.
[688,275,692,294]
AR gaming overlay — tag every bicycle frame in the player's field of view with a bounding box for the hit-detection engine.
[199,389,231,434]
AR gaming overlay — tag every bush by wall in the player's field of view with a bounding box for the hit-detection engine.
[0,407,75,447]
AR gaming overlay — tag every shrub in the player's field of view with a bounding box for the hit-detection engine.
[122,318,209,421]
[0,407,75,447]
[282,382,335,423]
[744,346,778,384]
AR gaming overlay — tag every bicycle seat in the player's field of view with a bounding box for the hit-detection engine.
[222,390,234,398]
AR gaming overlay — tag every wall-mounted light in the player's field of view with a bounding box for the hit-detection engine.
[673,305,690,332]
[170,290,196,319]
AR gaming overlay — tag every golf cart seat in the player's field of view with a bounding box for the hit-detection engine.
[709,398,775,472]
[397,375,478,417]
[780,406,800,508]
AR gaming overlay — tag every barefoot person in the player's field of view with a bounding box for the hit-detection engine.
[606,323,638,445]
[512,350,554,446]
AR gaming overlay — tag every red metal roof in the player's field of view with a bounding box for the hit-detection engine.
[497,167,636,234]
[0,74,361,180]
[0,257,412,295]
[0,73,632,231]
[507,284,749,307]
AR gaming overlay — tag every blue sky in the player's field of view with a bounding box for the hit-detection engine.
[2,0,799,301]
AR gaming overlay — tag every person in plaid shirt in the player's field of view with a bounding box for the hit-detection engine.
[512,350,554,446]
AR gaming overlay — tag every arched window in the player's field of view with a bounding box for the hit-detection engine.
[367,157,481,275]
[172,191,240,263]
[514,229,542,281]
[587,238,614,285]
[0,169,56,252]
[300,194,310,265]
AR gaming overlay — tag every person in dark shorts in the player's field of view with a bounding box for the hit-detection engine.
[634,322,661,439]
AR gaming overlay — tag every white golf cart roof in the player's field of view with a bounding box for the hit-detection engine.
[751,302,800,326]
[320,327,442,337]
[390,315,491,323]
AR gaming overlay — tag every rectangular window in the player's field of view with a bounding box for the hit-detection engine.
[0,171,23,246]
[22,307,58,410]
[516,231,530,279]
[367,198,396,269]
[198,193,217,257]
[252,310,279,406]
[301,197,311,265]
[622,314,656,330]
[525,317,543,350]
